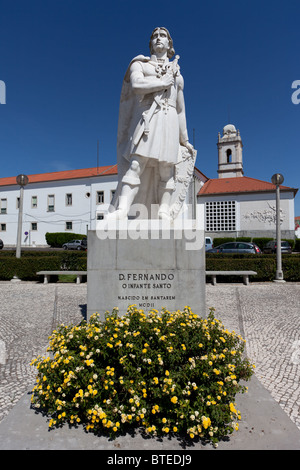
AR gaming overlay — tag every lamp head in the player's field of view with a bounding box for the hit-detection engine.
[16,174,29,187]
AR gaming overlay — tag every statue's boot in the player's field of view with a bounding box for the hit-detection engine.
[157,182,174,221]
[106,183,139,220]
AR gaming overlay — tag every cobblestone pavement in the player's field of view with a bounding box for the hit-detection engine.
[0,281,299,431]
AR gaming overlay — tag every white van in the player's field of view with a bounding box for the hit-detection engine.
[205,237,213,251]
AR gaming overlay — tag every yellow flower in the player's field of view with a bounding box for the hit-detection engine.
[202,416,211,429]
[230,402,238,414]
[171,396,178,404]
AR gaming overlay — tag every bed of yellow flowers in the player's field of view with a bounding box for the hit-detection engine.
[30,306,255,445]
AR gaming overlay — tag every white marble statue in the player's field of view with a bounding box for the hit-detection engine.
[108,27,196,220]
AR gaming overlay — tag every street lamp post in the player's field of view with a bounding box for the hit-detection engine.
[16,174,28,258]
[271,173,284,282]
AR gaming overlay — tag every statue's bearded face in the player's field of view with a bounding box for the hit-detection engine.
[150,28,170,55]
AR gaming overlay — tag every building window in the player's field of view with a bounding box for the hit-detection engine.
[66,221,73,230]
[110,190,116,202]
[96,213,104,220]
[31,196,38,208]
[96,191,104,204]
[47,195,55,212]
[0,199,7,214]
[66,193,72,206]
[0,223,6,231]
[31,222,38,231]
[226,149,232,163]
[205,200,236,232]
[16,197,20,209]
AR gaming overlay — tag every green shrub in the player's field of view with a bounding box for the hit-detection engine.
[206,254,300,282]
[295,239,300,252]
[282,239,295,250]
[0,256,62,280]
[30,306,254,446]
[213,238,235,247]
[251,238,273,250]
[45,232,87,248]
[236,237,251,243]
[0,252,87,280]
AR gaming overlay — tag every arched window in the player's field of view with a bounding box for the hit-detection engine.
[226,149,232,163]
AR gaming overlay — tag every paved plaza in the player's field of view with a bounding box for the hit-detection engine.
[0,280,299,449]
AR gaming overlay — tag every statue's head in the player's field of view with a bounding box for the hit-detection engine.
[149,27,175,59]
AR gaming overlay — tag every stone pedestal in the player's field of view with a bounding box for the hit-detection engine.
[87,220,206,320]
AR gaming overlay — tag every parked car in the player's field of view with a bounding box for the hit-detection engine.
[263,240,292,254]
[205,237,213,251]
[0,239,3,249]
[207,241,261,254]
[62,239,87,251]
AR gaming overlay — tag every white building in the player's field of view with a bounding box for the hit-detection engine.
[0,165,118,247]
[0,164,207,247]
[0,123,297,247]
[198,124,298,240]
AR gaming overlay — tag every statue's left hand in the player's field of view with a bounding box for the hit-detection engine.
[182,141,194,153]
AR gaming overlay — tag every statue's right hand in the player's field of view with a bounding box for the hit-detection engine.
[161,73,174,89]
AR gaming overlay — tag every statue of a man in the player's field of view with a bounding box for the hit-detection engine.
[108,27,194,220]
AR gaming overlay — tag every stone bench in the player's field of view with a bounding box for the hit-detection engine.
[36,271,87,284]
[206,270,257,286]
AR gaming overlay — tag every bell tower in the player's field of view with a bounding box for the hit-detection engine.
[217,124,244,178]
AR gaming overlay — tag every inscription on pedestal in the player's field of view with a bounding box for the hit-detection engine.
[117,271,176,308]
[87,230,206,319]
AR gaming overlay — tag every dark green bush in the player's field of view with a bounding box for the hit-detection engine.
[0,252,87,280]
[213,238,235,247]
[282,239,295,250]
[251,238,273,250]
[206,253,300,282]
[0,256,62,280]
[45,232,87,247]
[295,239,300,252]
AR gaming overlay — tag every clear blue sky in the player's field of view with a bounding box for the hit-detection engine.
[1,0,299,216]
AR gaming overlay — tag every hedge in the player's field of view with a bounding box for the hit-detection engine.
[45,232,87,248]
[206,253,300,282]
[0,252,87,281]
[1,251,299,282]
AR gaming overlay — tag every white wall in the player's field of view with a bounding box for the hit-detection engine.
[0,175,118,246]
[199,190,295,238]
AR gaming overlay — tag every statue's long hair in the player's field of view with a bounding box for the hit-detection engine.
[149,27,175,59]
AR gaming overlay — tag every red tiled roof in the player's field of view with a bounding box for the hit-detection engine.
[198,176,298,196]
[0,165,118,187]
[0,164,206,187]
